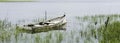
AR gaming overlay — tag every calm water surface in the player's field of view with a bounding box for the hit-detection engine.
[0,2,120,43]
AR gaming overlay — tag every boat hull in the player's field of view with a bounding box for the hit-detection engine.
[16,22,66,34]
[16,15,67,33]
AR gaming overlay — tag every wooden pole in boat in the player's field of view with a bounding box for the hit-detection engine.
[64,12,65,15]
[45,10,47,21]
[63,12,66,17]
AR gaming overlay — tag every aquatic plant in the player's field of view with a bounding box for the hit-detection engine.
[1,14,120,43]
[98,21,120,43]
[76,14,120,43]
[0,19,12,42]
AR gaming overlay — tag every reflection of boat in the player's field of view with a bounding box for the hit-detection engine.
[16,15,67,33]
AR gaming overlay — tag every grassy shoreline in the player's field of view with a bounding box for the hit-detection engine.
[0,14,120,43]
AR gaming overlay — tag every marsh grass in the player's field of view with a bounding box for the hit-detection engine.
[0,19,12,42]
[1,14,120,43]
[76,14,120,43]
[97,21,120,43]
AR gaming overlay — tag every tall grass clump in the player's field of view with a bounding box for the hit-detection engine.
[76,14,120,43]
[0,19,12,42]
[98,21,120,43]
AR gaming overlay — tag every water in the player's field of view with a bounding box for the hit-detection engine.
[1,2,120,21]
[0,2,120,43]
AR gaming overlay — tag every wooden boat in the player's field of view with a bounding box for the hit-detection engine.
[16,15,67,33]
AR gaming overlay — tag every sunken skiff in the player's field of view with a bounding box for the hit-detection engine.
[16,15,67,33]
